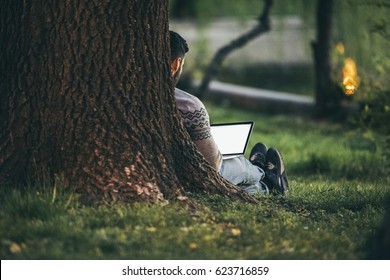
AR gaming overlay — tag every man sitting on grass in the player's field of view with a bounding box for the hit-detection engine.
[170,30,289,195]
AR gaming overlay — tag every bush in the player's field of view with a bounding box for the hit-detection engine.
[357,87,390,167]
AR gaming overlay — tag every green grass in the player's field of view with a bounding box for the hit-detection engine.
[1,104,389,259]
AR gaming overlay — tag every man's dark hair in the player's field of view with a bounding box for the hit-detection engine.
[170,31,189,61]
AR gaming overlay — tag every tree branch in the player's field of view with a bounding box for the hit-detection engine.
[197,0,273,98]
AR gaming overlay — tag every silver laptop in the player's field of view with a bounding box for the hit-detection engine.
[210,122,254,159]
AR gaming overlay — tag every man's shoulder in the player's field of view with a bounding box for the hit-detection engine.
[175,88,210,131]
[175,88,205,111]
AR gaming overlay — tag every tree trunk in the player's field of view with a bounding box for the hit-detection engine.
[312,0,341,118]
[0,0,255,205]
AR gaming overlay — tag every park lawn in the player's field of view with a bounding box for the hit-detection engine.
[1,103,389,259]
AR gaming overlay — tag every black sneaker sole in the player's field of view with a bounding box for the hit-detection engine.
[250,143,268,160]
[249,143,268,169]
[266,147,289,195]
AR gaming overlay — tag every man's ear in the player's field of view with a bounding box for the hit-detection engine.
[171,57,182,76]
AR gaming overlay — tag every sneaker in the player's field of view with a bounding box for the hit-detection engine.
[265,147,289,195]
[249,142,268,170]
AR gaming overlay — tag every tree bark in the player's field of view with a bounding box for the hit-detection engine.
[312,0,341,118]
[0,0,255,205]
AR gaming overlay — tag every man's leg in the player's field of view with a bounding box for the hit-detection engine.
[219,155,268,195]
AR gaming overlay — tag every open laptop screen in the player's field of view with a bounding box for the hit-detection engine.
[210,122,254,156]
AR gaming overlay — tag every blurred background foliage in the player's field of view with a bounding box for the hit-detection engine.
[169,0,389,160]
[169,0,389,80]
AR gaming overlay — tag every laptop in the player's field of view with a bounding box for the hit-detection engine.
[210,121,254,159]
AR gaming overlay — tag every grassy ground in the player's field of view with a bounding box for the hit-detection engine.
[1,103,389,259]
